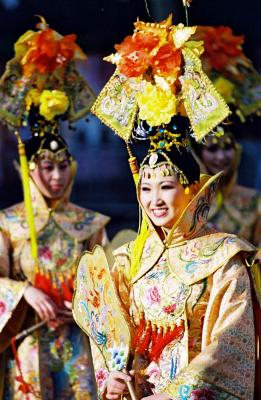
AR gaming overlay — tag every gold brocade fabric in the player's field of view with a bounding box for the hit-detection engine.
[0,178,109,399]
[90,175,256,400]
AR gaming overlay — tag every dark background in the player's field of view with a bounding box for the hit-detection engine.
[0,0,260,237]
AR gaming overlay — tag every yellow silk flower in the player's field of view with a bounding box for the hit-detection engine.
[39,90,69,121]
[137,82,177,126]
[214,76,235,104]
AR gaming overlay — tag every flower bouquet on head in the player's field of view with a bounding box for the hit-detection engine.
[92,14,230,143]
[192,25,261,121]
[0,16,96,129]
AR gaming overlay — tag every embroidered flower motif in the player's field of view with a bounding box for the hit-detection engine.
[39,245,52,260]
[0,300,6,316]
[146,285,161,305]
[96,368,108,389]
[146,362,161,386]
[163,303,177,314]
[190,387,215,400]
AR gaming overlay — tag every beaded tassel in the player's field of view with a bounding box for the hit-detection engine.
[133,315,185,361]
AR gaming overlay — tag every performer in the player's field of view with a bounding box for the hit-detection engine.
[0,19,109,399]
[190,25,261,248]
[193,130,261,247]
[83,15,257,400]
[190,28,261,398]
[90,120,256,400]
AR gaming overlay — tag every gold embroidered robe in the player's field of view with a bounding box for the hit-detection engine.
[0,178,109,399]
[90,175,256,400]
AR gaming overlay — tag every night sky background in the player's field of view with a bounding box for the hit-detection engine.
[0,0,260,237]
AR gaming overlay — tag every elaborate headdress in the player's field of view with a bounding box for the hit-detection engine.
[192,25,261,122]
[190,25,261,180]
[91,15,231,281]
[0,17,95,271]
[91,14,230,185]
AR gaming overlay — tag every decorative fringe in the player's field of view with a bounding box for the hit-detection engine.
[132,316,185,361]
[136,321,152,356]
[34,270,74,307]
[132,312,145,349]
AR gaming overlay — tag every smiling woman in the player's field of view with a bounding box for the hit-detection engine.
[89,120,257,400]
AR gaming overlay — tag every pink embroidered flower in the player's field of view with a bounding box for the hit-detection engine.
[39,246,52,260]
[0,300,6,316]
[146,286,161,305]
[190,387,215,400]
[163,303,177,314]
[96,368,108,389]
[146,362,161,385]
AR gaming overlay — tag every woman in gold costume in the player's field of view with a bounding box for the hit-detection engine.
[76,15,257,400]
[193,131,261,248]
[0,128,109,399]
[89,118,257,400]
[0,19,108,399]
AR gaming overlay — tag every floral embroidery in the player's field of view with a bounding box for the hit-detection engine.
[0,300,6,316]
[190,387,215,400]
[163,303,177,314]
[39,245,52,260]
[96,368,108,390]
[146,286,161,305]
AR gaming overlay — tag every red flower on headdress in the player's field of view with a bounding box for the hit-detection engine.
[115,32,159,77]
[151,43,182,77]
[198,26,244,72]
[22,28,79,76]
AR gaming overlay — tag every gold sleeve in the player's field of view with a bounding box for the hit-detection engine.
[0,213,29,352]
[165,255,255,400]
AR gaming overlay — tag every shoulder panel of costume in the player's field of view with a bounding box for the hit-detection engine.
[0,201,49,241]
[53,204,110,241]
[167,233,256,285]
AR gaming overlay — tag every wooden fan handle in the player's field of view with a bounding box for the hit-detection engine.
[123,368,138,400]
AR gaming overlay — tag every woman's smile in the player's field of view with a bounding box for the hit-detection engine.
[151,207,168,218]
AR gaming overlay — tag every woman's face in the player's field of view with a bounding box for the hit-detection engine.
[139,167,193,229]
[201,142,236,176]
[30,157,71,199]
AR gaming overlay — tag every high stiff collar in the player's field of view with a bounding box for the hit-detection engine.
[114,171,256,285]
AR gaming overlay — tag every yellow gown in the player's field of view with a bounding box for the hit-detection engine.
[0,177,109,399]
[90,175,256,399]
